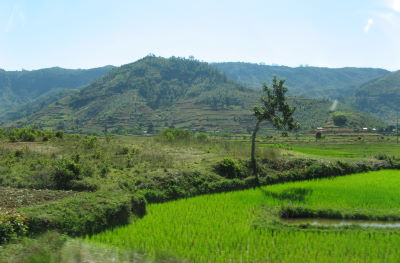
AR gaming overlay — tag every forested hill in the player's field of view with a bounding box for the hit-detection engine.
[0,65,114,115]
[8,56,256,133]
[354,71,400,122]
[212,62,389,100]
[7,56,384,134]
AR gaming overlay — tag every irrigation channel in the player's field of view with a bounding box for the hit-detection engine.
[281,218,400,228]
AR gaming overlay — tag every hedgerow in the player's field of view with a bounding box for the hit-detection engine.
[19,191,146,236]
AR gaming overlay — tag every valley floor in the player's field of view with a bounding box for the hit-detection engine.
[1,129,400,262]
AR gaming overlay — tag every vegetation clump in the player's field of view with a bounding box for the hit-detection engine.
[20,191,146,236]
[157,128,192,143]
[214,157,247,179]
[53,159,82,190]
[0,209,29,244]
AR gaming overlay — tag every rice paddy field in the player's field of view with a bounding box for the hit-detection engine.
[87,170,400,262]
[289,143,400,159]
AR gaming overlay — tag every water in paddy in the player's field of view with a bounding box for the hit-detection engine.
[282,218,400,228]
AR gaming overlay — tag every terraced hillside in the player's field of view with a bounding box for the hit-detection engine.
[5,57,385,134]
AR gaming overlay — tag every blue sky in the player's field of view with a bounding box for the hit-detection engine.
[1,0,400,70]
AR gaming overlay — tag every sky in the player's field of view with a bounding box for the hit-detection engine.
[0,0,400,71]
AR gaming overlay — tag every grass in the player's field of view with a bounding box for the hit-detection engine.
[290,143,400,158]
[264,170,400,209]
[288,146,357,158]
[87,170,400,262]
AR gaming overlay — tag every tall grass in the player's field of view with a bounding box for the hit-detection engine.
[87,170,400,262]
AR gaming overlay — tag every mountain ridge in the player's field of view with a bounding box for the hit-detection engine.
[353,70,400,122]
[212,62,390,100]
[4,56,385,134]
[0,65,115,115]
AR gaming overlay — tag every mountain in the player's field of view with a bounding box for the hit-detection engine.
[0,66,114,115]
[0,89,78,123]
[212,62,389,101]
[5,56,385,134]
[353,71,400,122]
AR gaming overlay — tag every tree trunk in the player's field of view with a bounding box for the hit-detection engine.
[251,120,261,175]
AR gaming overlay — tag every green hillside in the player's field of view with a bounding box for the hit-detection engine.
[0,89,78,124]
[354,71,400,122]
[213,62,389,100]
[0,66,114,115]
[6,57,385,134]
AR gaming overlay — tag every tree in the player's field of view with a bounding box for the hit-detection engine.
[147,123,154,134]
[332,114,347,126]
[315,131,322,140]
[251,77,299,175]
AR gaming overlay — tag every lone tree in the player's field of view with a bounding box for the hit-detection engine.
[251,76,299,175]
[332,114,347,126]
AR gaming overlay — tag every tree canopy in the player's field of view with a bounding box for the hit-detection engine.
[251,77,299,175]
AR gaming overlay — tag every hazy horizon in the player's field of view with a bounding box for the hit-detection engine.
[0,56,396,72]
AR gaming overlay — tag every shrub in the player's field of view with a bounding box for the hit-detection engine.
[206,179,246,193]
[14,150,24,158]
[20,132,35,142]
[214,157,247,179]
[53,159,81,190]
[117,147,130,155]
[0,209,29,244]
[18,128,36,142]
[157,128,192,142]
[55,131,64,139]
[196,133,209,142]
[6,127,36,142]
[332,114,347,126]
[83,136,97,149]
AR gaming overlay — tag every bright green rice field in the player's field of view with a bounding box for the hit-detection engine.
[290,143,400,159]
[87,170,400,262]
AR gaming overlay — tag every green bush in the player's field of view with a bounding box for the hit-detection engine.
[19,191,146,236]
[196,133,209,142]
[1,127,66,143]
[0,209,29,244]
[55,131,64,139]
[117,146,130,155]
[53,159,81,190]
[7,127,36,142]
[157,128,192,142]
[214,157,247,179]
[83,136,97,149]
